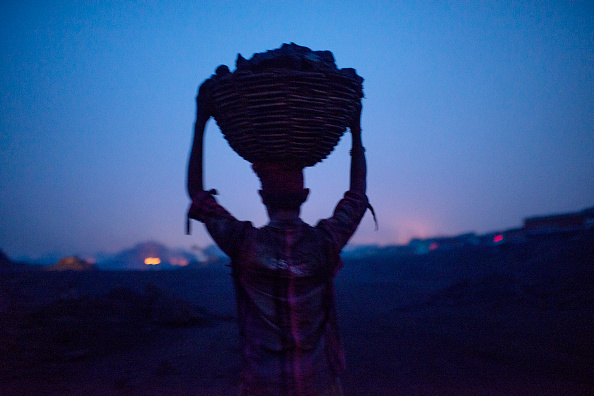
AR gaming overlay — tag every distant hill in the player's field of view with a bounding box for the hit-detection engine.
[0,250,14,271]
[46,256,98,271]
[0,249,32,272]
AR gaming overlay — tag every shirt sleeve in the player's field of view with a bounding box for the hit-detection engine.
[316,190,369,252]
[189,191,251,258]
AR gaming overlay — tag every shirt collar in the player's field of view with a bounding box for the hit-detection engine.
[267,217,305,229]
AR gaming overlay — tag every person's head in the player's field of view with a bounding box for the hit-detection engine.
[252,162,309,218]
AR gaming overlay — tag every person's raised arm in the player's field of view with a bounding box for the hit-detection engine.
[187,83,212,198]
[349,101,366,195]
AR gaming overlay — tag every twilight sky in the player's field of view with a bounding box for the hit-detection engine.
[1,1,593,261]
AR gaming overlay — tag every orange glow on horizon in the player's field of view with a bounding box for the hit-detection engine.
[169,257,189,266]
[144,257,161,265]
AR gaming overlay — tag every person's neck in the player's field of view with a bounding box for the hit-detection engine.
[267,208,301,226]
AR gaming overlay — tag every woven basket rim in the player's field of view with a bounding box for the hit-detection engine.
[203,68,362,167]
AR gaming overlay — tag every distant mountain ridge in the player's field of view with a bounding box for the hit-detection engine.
[3,205,592,270]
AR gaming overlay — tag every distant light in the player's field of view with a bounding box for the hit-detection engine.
[144,257,161,265]
[429,242,439,251]
[493,235,504,243]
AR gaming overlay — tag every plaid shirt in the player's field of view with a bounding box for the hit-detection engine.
[191,190,368,395]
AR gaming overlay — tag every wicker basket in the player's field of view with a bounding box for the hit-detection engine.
[207,68,363,168]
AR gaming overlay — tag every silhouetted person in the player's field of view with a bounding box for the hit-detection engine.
[188,90,368,396]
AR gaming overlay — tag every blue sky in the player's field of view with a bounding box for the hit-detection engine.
[1,1,593,261]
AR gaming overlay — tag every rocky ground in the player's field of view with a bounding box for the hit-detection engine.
[1,231,592,395]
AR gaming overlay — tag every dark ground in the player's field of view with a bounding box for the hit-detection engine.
[1,230,592,395]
